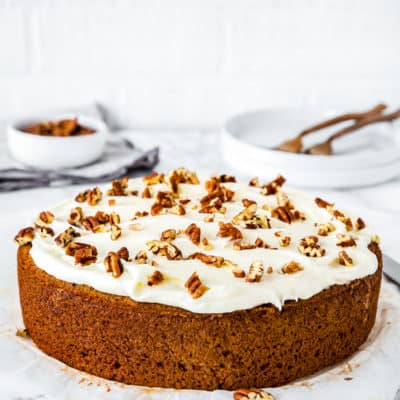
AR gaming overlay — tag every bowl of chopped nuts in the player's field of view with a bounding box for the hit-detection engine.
[7,114,108,170]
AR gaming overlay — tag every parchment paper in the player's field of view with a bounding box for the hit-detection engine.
[1,275,399,400]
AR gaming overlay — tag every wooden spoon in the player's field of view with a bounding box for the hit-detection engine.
[276,103,387,153]
[306,109,400,155]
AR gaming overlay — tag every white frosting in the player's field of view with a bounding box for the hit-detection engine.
[29,173,378,314]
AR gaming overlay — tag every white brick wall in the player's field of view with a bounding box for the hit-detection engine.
[0,0,399,128]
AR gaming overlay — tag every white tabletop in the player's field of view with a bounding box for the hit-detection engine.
[1,129,399,400]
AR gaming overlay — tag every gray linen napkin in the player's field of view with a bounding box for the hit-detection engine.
[0,105,159,192]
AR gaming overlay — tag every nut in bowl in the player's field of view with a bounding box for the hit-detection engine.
[7,115,108,170]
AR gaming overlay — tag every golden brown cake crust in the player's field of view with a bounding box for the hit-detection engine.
[18,243,382,390]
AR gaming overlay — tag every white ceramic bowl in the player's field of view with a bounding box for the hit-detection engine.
[221,108,400,189]
[7,114,108,170]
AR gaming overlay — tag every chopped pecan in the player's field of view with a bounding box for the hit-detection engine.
[233,204,270,229]
[201,237,213,250]
[203,215,215,223]
[134,210,149,218]
[298,236,326,257]
[38,211,54,224]
[150,191,176,215]
[338,250,353,266]
[134,250,148,264]
[317,222,336,236]
[179,198,191,205]
[87,187,102,206]
[104,251,123,278]
[141,186,152,199]
[108,199,116,206]
[233,388,274,400]
[107,176,129,196]
[167,168,200,196]
[188,252,224,267]
[147,270,164,286]
[282,261,304,274]
[371,235,380,244]
[336,233,357,247]
[95,211,109,224]
[355,217,366,231]
[217,222,243,240]
[160,229,177,242]
[185,223,201,245]
[82,216,100,231]
[146,240,183,260]
[66,242,97,266]
[242,198,256,207]
[232,267,246,278]
[75,189,89,203]
[143,172,165,185]
[315,197,334,209]
[14,227,35,245]
[267,266,273,274]
[279,236,291,247]
[55,227,80,247]
[271,206,292,223]
[260,175,286,195]
[68,207,84,226]
[35,224,54,237]
[109,212,120,225]
[276,191,291,208]
[111,224,122,240]
[169,204,186,215]
[117,246,130,261]
[246,260,264,282]
[333,210,353,231]
[248,177,260,187]
[184,272,207,299]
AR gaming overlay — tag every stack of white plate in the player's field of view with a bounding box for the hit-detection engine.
[221,108,400,189]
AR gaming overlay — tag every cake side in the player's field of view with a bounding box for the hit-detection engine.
[18,242,382,390]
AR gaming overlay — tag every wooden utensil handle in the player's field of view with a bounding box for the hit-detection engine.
[299,103,387,138]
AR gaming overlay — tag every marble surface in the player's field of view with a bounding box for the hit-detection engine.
[1,129,400,399]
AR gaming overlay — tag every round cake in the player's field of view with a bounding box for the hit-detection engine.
[15,169,382,391]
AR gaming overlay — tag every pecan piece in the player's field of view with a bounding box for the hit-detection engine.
[338,250,353,266]
[111,224,122,240]
[217,222,243,240]
[146,240,183,260]
[14,227,35,245]
[315,197,334,209]
[107,176,129,196]
[279,236,291,247]
[232,267,246,278]
[82,216,100,231]
[298,236,326,257]
[188,252,225,267]
[233,388,274,400]
[35,224,54,237]
[87,187,102,206]
[147,270,164,286]
[185,223,201,246]
[141,186,152,199]
[271,206,292,223]
[246,260,264,283]
[38,211,54,224]
[134,210,149,218]
[355,217,366,231]
[134,250,148,264]
[317,222,336,236]
[66,242,97,266]
[248,177,260,187]
[68,207,84,226]
[143,172,165,185]
[160,229,177,242]
[185,272,207,299]
[336,233,357,247]
[117,246,130,261]
[260,175,286,195]
[109,212,120,225]
[55,227,80,247]
[242,198,256,207]
[95,211,109,224]
[282,261,304,274]
[75,189,89,203]
[104,251,123,278]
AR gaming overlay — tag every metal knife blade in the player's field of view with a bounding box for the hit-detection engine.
[383,253,400,286]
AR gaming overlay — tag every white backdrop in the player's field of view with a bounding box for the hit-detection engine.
[0,0,399,128]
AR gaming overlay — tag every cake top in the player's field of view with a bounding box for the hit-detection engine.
[15,168,379,313]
